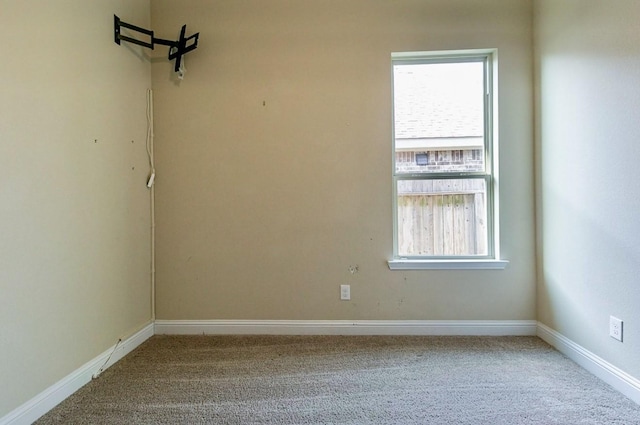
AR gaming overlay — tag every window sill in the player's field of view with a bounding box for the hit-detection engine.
[387,259,509,270]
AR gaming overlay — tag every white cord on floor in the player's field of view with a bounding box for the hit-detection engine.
[92,338,122,379]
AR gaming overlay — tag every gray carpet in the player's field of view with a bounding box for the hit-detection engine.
[36,335,640,424]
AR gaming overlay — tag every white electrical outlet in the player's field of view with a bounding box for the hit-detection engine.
[340,284,350,300]
[609,316,623,342]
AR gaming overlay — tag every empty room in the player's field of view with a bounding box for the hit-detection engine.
[1,0,639,423]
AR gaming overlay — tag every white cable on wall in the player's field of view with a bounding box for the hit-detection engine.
[146,88,156,320]
[146,89,156,189]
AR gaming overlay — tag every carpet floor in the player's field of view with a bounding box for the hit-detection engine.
[36,335,640,424]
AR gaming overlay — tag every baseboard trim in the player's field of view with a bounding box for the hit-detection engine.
[537,322,640,405]
[154,319,538,336]
[1,322,154,425]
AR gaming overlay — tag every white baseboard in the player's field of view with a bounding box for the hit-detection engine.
[1,322,154,425]
[154,319,538,336]
[537,322,640,405]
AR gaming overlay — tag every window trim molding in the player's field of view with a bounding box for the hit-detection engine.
[390,48,503,266]
[387,259,509,270]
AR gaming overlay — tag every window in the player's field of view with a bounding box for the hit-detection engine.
[415,153,428,166]
[390,50,505,269]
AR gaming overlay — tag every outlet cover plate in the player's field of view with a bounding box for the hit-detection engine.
[609,316,623,342]
[340,285,350,301]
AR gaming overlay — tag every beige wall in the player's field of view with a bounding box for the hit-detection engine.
[151,0,536,320]
[5,0,640,419]
[0,0,151,416]
[535,0,640,379]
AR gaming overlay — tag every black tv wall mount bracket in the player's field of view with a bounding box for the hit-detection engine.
[114,15,199,73]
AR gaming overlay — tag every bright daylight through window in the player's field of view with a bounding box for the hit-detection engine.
[391,50,500,267]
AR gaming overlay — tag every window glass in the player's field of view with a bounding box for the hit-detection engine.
[393,61,485,175]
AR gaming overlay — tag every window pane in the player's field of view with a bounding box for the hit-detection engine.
[396,179,488,256]
[394,61,485,174]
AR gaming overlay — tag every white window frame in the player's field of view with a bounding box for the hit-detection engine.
[388,49,507,270]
